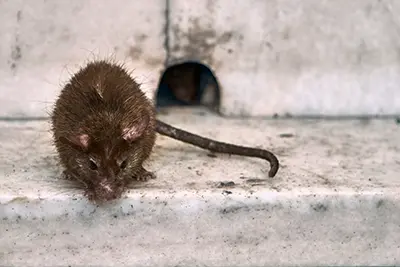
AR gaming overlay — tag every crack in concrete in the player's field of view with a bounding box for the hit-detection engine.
[163,0,171,67]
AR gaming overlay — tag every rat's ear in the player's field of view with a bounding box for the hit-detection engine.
[122,117,149,143]
[59,134,90,151]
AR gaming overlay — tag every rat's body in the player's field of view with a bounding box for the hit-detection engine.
[51,61,156,201]
[51,60,279,203]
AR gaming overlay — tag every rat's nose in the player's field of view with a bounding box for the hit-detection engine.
[99,179,113,193]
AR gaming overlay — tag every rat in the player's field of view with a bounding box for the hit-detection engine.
[51,59,279,203]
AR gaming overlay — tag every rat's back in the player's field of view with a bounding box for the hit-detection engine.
[51,60,151,134]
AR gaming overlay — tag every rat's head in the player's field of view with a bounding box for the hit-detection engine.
[59,119,148,203]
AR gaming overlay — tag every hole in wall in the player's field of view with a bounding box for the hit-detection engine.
[155,61,221,113]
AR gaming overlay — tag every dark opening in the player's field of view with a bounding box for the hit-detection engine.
[155,61,220,113]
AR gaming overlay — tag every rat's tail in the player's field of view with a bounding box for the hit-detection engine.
[155,120,279,177]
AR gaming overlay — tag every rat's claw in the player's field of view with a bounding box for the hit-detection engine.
[135,167,156,181]
[84,189,96,202]
[62,170,73,180]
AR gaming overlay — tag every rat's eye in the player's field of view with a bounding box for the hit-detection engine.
[120,160,127,169]
[89,159,98,170]
[120,159,128,169]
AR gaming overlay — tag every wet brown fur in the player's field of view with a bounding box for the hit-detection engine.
[51,60,156,203]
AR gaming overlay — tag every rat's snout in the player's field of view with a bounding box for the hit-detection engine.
[99,178,113,193]
[93,178,124,202]
[98,177,121,193]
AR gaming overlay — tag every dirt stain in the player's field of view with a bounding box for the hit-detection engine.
[170,17,234,69]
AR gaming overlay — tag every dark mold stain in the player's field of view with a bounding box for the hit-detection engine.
[282,28,290,40]
[356,39,367,65]
[170,17,234,67]
[279,133,295,138]
[365,3,373,17]
[216,181,236,188]
[207,153,217,158]
[10,10,23,72]
[245,178,266,184]
[206,0,215,13]
[144,57,164,67]
[127,34,162,67]
[376,199,384,209]
[10,43,22,71]
[17,10,22,22]
[219,204,275,214]
[128,46,143,59]
[311,203,328,212]
[284,113,293,118]
[186,182,197,187]
[196,110,207,116]
[250,183,267,187]
[222,190,232,195]
[136,34,148,42]
[219,32,233,43]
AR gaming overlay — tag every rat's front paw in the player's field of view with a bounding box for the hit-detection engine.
[83,189,96,202]
[135,167,156,181]
[62,170,74,180]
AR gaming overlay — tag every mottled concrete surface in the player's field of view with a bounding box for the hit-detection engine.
[168,0,400,116]
[1,107,399,266]
[2,0,400,118]
[0,0,166,118]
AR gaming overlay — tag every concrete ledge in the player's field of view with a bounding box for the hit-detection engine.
[1,108,400,266]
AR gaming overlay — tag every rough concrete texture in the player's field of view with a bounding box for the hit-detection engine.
[1,107,400,266]
[2,1,400,119]
[168,0,400,116]
[0,0,166,118]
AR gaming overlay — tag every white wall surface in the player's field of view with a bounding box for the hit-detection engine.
[0,0,166,118]
[168,0,400,116]
[1,0,400,117]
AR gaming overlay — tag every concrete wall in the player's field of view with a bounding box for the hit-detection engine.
[0,0,166,118]
[1,0,400,117]
[168,0,400,117]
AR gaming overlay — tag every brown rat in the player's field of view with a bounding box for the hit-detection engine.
[51,59,279,204]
